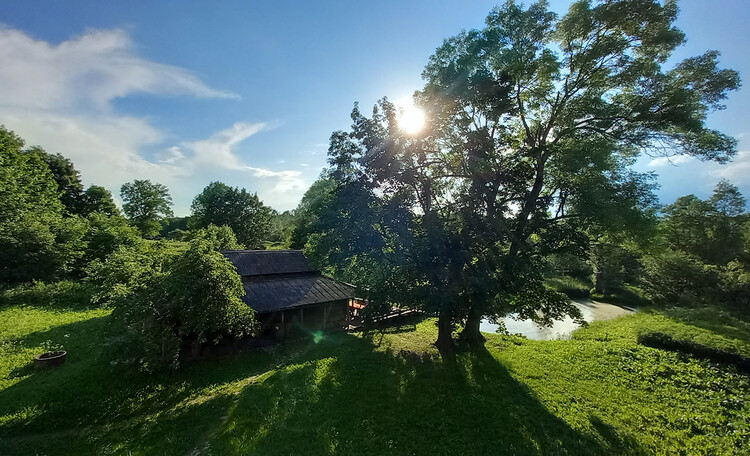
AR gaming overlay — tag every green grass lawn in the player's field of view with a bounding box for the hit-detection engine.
[1,289,749,455]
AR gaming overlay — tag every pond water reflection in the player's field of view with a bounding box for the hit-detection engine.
[480,299,635,340]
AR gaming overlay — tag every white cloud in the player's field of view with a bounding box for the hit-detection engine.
[0,26,307,212]
[648,154,693,167]
[173,122,307,198]
[713,150,750,182]
[182,122,268,170]
[0,27,237,112]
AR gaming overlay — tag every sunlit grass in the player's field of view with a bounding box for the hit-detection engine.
[1,284,748,455]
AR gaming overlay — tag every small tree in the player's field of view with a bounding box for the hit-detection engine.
[188,224,244,250]
[90,240,256,368]
[81,185,120,217]
[120,180,174,238]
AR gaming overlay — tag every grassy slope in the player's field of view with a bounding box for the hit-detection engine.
[0,297,748,455]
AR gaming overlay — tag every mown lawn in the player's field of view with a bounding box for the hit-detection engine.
[0,289,748,455]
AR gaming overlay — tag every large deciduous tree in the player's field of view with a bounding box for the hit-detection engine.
[24,147,85,216]
[316,0,740,352]
[0,127,86,282]
[120,179,174,238]
[81,185,121,217]
[190,181,273,249]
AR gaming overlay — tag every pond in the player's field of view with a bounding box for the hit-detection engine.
[480,299,635,340]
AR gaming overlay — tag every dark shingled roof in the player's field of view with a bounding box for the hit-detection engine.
[221,250,314,276]
[222,250,357,313]
[240,275,357,313]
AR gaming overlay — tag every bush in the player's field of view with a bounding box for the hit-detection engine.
[718,261,750,310]
[545,276,591,299]
[186,224,244,250]
[0,280,94,310]
[89,240,256,368]
[79,213,141,269]
[638,331,750,374]
[642,251,719,305]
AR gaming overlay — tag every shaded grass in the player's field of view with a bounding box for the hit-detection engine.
[546,276,592,299]
[0,290,749,455]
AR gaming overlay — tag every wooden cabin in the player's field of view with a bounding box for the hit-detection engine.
[222,250,358,340]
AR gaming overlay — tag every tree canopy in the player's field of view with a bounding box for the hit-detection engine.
[309,0,740,352]
[0,126,86,282]
[190,181,273,249]
[120,179,174,238]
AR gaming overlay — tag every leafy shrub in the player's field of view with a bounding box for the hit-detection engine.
[717,261,750,310]
[89,240,256,368]
[642,251,719,304]
[186,224,244,250]
[79,213,141,269]
[545,276,591,299]
[0,280,94,310]
[638,331,750,374]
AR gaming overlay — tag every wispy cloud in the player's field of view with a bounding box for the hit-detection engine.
[648,154,693,167]
[170,122,306,196]
[0,26,307,212]
[0,27,237,112]
[713,150,750,182]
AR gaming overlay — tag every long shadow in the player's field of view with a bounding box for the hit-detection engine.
[202,335,630,455]
[662,306,750,344]
[0,314,303,454]
[2,321,644,455]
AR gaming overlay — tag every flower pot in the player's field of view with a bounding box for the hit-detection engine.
[34,350,67,368]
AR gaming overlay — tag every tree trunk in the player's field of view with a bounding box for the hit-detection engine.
[434,308,455,354]
[460,306,485,347]
[594,270,603,294]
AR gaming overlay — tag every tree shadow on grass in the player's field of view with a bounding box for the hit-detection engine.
[2,322,644,455]
[0,315,291,454]
[662,306,750,345]
[204,335,637,455]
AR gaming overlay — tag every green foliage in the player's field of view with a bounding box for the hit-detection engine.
[545,276,591,299]
[661,181,747,266]
[86,241,173,307]
[266,210,295,248]
[0,280,95,311]
[88,240,255,368]
[120,179,174,238]
[190,181,272,249]
[161,240,256,344]
[79,213,141,268]
[717,261,750,310]
[23,147,85,216]
[0,127,87,283]
[290,176,336,249]
[187,224,244,250]
[80,185,120,217]
[160,216,190,238]
[642,251,719,305]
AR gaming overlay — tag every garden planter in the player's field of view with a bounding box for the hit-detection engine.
[33,350,67,368]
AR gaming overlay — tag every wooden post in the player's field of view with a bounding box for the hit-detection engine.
[323,302,329,331]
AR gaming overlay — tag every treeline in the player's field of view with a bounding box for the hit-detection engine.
[0,125,297,285]
[539,179,750,309]
[0,125,287,367]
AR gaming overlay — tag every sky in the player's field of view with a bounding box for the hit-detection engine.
[0,0,749,215]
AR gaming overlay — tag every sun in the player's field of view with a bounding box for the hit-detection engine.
[397,103,425,135]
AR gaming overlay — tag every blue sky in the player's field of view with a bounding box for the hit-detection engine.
[0,0,748,215]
